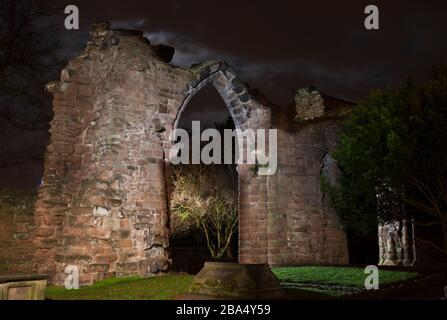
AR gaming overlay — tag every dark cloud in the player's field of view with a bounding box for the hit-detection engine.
[50,0,447,105]
[3,0,447,187]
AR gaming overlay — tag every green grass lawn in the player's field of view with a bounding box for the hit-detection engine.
[271,266,419,297]
[45,266,419,300]
[45,274,193,300]
[271,266,418,288]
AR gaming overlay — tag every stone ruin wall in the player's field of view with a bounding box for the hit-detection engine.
[0,22,349,285]
[0,190,37,273]
[270,99,348,265]
[33,23,274,284]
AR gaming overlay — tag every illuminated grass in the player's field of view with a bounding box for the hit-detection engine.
[45,274,194,300]
[45,266,419,300]
[271,266,418,288]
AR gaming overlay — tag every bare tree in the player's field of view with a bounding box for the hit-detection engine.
[0,0,60,131]
[170,164,238,259]
[0,0,61,178]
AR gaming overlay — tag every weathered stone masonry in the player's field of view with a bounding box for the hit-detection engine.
[0,190,36,273]
[0,22,349,285]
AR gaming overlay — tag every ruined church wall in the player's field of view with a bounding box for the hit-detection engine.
[34,27,193,285]
[1,22,348,285]
[31,23,273,284]
[271,121,349,265]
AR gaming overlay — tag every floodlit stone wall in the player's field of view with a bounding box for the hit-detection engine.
[1,22,349,284]
[271,121,348,264]
[0,189,36,273]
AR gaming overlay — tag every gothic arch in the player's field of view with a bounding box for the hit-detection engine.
[166,59,271,264]
[173,59,253,132]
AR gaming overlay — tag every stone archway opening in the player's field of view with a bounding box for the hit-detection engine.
[168,83,239,274]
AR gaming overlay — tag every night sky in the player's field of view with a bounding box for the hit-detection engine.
[1,0,447,188]
[54,0,447,104]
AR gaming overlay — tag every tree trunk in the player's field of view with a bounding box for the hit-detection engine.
[226,244,233,260]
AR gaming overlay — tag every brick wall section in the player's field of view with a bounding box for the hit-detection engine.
[35,25,178,284]
[272,121,348,265]
[0,189,37,273]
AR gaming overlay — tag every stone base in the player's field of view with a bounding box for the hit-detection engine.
[0,274,48,300]
[189,262,283,299]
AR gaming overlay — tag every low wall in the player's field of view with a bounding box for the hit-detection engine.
[0,189,37,274]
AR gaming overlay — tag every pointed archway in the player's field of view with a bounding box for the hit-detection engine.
[168,83,239,273]
[165,60,272,265]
